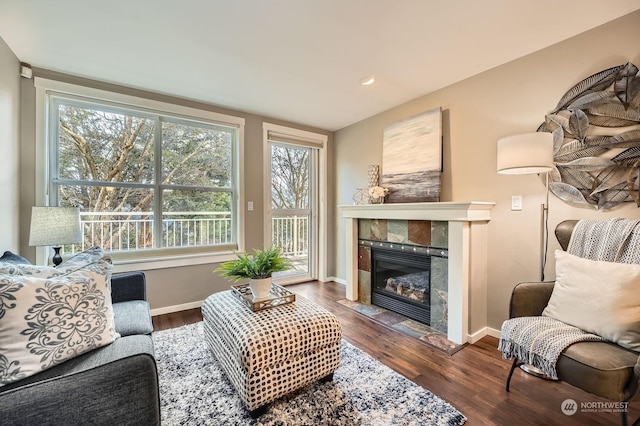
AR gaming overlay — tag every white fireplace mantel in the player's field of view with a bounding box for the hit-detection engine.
[340,201,494,344]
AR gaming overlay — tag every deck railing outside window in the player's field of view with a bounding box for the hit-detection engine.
[271,216,308,257]
[68,212,307,257]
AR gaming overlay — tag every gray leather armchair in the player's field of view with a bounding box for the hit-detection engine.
[507,220,640,426]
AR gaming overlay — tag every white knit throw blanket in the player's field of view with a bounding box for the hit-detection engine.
[498,317,605,379]
[498,218,640,379]
[568,218,640,263]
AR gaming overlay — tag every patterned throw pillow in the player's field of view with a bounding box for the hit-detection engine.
[56,246,106,274]
[0,262,58,278]
[0,246,105,278]
[0,256,118,386]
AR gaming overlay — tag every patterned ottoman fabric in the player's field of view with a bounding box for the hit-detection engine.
[202,290,342,412]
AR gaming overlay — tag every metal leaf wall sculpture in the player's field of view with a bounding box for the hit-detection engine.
[537,62,640,209]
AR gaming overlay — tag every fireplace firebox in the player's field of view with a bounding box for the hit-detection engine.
[371,246,432,325]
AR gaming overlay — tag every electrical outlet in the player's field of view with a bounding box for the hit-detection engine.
[248,201,254,211]
[511,195,522,211]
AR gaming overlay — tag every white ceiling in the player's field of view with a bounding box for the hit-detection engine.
[1,1,639,131]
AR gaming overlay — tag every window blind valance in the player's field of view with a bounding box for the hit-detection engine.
[264,123,328,149]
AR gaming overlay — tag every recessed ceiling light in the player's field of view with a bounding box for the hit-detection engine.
[360,76,375,86]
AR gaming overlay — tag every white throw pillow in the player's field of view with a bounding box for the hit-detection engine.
[542,250,640,351]
[0,256,118,386]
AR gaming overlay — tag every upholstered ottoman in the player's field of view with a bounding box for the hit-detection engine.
[202,290,342,416]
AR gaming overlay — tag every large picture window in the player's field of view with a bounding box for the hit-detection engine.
[44,89,242,261]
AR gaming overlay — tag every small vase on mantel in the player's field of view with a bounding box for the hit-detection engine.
[249,277,272,299]
[368,185,388,204]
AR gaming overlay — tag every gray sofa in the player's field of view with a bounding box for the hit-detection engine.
[0,271,160,425]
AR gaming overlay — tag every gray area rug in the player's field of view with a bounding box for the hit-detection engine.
[153,322,466,425]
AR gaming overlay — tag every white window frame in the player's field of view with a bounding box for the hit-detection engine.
[262,122,328,283]
[34,78,246,271]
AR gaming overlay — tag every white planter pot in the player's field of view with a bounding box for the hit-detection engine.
[249,277,272,299]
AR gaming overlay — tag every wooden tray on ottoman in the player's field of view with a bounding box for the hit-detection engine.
[231,283,296,312]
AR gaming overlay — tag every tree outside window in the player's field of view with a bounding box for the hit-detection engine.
[52,98,237,253]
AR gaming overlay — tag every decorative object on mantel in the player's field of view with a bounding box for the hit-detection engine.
[538,62,640,210]
[368,185,388,204]
[382,107,443,203]
[497,132,554,281]
[214,246,292,299]
[368,187,387,204]
[352,188,369,205]
[351,164,389,205]
[367,164,388,204]
[368,164,380,188]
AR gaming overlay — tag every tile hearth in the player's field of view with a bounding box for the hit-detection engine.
[337,299,464,355]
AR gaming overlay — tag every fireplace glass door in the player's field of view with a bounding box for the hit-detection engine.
[371,248,431,325]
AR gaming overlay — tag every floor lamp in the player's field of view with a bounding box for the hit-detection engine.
[497,132,554,379]
[497,132,554,281]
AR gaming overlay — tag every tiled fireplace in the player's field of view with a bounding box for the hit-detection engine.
[341,202,494,344]
[357,219,449,334]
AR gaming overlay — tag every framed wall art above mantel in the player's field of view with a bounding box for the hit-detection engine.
[382,106,443,203]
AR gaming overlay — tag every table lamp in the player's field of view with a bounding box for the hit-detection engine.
[29,206,82,266]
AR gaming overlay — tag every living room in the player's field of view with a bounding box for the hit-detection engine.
[1,2,640,425]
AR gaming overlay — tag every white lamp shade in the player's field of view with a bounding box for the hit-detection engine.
[497,132,554,175]
[29,207,82,246]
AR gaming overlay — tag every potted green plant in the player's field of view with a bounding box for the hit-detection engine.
[215,246,292,298]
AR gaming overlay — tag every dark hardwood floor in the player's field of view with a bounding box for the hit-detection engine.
[152,281,637,425]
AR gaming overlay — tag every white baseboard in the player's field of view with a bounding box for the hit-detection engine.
[151,300,203,317]
[486,327,502,339]
[467,328,488,344]
[467,326,501,343]
[329,277,346,285]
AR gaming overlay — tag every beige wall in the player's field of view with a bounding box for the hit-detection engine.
[17,69,333,311]
[334,11,640,333]
[0,37,20,251]
[5,10,638,318]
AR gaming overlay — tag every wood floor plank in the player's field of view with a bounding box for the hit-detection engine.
[152,281,638,425]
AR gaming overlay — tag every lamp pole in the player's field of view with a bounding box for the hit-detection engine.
[540,172,550,281]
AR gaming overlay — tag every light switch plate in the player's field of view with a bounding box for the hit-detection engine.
[248,201,254,211]
[511,195,522,211]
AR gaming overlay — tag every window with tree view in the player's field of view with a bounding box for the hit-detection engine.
[51,96,237,255]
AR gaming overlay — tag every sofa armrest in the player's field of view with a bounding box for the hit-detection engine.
[111,271,147,303]
[509,281,555,318]
[0,335,159,425]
